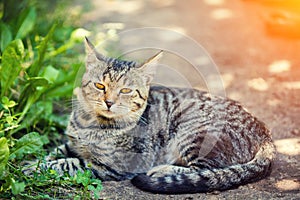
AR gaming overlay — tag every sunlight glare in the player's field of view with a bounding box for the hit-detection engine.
[283,81,300,90]
[221,73,234,89]
[268,60,291,74]
[211,8,233,20]
[203,0,225,6]
[247,78,269,91]
[275,179,300,191]
[274,138,300,156]
[103,0,143,14]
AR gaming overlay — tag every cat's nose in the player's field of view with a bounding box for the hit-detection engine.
[105,100,114,109]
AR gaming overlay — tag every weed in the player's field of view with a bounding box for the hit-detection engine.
[0,0,103,198]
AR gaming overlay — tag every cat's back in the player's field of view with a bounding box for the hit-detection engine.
[148,85,252,122]
[147,85,271,162]
[148,85,266,131]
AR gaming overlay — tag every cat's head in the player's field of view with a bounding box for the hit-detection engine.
[79,37,162,123]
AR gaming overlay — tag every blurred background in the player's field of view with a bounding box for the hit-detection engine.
[0,0,299,198]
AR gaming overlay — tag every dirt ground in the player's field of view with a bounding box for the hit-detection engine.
[77,0,300,199]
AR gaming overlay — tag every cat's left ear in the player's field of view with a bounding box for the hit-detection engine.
[84,37,107,70]
[138,51,163,84]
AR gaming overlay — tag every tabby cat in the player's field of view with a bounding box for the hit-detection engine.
[24,38,275,194]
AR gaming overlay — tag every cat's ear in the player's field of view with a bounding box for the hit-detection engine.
[138,51,163,84]
[84,37,106,70]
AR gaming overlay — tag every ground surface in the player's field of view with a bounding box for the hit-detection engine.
[77,0,300,199]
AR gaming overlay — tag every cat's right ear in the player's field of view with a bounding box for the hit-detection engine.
[84,37,107,70]
[138,51,163,85]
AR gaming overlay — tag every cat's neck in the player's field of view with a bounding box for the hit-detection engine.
[72,107,138,130]
[96,114,138,129]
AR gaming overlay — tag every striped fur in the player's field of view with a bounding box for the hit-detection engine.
[23,38,275,194]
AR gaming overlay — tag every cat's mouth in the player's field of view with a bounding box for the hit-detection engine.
[100,110,115,117]
[97,109,131,121]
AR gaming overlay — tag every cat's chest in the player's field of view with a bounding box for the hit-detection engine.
[73,127,168,172]
[72,122,169,167]
[74,126,156,154]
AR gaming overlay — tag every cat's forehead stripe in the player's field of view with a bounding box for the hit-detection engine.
[106,58,136,71]
[103,58,137,81]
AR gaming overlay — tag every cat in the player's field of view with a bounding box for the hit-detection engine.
[24,37,275,194]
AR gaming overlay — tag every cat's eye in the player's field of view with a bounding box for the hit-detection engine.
[94,83,105,90]
[120,88,132,94]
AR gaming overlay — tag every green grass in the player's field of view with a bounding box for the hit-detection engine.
[0,0,103,198]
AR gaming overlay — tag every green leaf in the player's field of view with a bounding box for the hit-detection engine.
[87,185,96,191]
[34,101,53,119]
[15,7,36,39]
[44,62,81,98]
[11,179,25,195]
[9,132,44,160]
[46,84,74,99]
[88,179,102,199]
[0,137,9,178]
[0,23,13,51]
[1,96,9,105]
[22,77,50,92]
[18,77,50,110]
[6,100,16,108]
[75,170,91,187]
[1,96,16,110]
[5,116,14,124]
[29,23,56,76]
[0,39,24,97]
[74,195,81,200]
[41,65,59,83]
[17,100,53,132]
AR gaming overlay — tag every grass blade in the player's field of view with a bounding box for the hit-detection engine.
[0,39,24,97]
[0,23,13,52]
[15,7,36,39]
[29,23,57,76]
[0,137,9,179]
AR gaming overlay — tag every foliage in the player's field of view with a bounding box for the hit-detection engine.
[73,170,103,199]
[0,0,103,198]
[16,169,102,199]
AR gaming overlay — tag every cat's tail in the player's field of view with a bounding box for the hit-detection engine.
[131,140,275,194]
